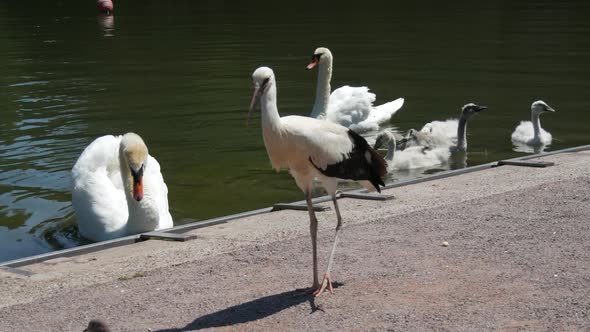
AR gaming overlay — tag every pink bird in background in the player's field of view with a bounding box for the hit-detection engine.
[97,0,113,15]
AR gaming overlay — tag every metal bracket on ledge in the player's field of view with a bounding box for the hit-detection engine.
[496,160,555,168]
[139,232,197,242]
[337,192,395,201]
[271,203,330,212]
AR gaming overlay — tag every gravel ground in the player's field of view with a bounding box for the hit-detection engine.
[1,151,589,331]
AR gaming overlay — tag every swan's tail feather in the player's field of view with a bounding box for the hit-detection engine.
[363,97,405,126]
[374,97,405,117]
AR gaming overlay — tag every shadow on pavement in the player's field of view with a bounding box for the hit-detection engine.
[155,283,343,331]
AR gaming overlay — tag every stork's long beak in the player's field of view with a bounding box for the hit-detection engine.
[247,86,261,126]
[306,57,319,70]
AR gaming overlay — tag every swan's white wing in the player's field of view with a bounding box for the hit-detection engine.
[511,121,532,143]
[71,135,127,241]
[273,116,353,170]
[144,155,173,230]
[353,98,404,132]
[420,119,458,146]
[326,86,375,127]
[365,97,405,124]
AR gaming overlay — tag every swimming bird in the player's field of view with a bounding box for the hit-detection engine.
[374,129,451,170]
[72,133,173,242]
[374,103,487,170]
[404,103,488,152]
[511,100,555,152]
[249,67,387,296]
[307,47,405,133]
[373,130,399,163]
[97,0,113,15]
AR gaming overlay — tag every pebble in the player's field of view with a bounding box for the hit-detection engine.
[441,241,449,247]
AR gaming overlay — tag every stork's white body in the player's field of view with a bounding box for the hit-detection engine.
[250,67,386,295]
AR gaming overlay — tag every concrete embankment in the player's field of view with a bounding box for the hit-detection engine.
[1,150,589,331]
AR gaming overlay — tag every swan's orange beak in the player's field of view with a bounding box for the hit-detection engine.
[130,165,145,201]
[133,176,143,201]
[306,57,319,70]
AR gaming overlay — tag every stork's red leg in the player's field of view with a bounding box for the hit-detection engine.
[305,192,320,289]
[314,195,343,297]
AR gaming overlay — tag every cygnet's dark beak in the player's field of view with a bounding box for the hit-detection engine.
[545,106,556,112]
[475,105,488,112]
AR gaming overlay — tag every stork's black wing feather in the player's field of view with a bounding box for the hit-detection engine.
[311,130,387,192]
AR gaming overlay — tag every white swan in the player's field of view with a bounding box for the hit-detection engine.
[72,133,173,242]
[374,130,451,170]
[405,103,488,152]
[307,47,405,133]
[373,103,487,170]
[511,100,555,152]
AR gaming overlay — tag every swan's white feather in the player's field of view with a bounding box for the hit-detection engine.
[511,121,552,145]
[142,155,173,230]
[309,47,404,133]
[326,86,374,126]
[72,134,172,241]
[419,119,459,146]
[368,97,405,124]
[390,146,451,170]
[72,135,127,240]
[325,87,404,132]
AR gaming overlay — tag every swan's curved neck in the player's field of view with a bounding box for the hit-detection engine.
[531,112,541,140]
[310,57,332,118]
[385,137,396,162]
[456,116,468,151]
[119,154,160,233]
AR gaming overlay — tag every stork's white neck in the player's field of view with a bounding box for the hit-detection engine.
[456,116,468,151]
[310,56,332,119]
[119,153,160,234]
[260,80,283,133]
[531,111,542,141]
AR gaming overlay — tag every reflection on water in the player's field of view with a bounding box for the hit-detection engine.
[0,70,91,259]
[1,0,590,262]
[97,14,114,37]
[512,141,548,154]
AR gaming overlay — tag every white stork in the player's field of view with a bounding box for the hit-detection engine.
[248,67,387,296]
